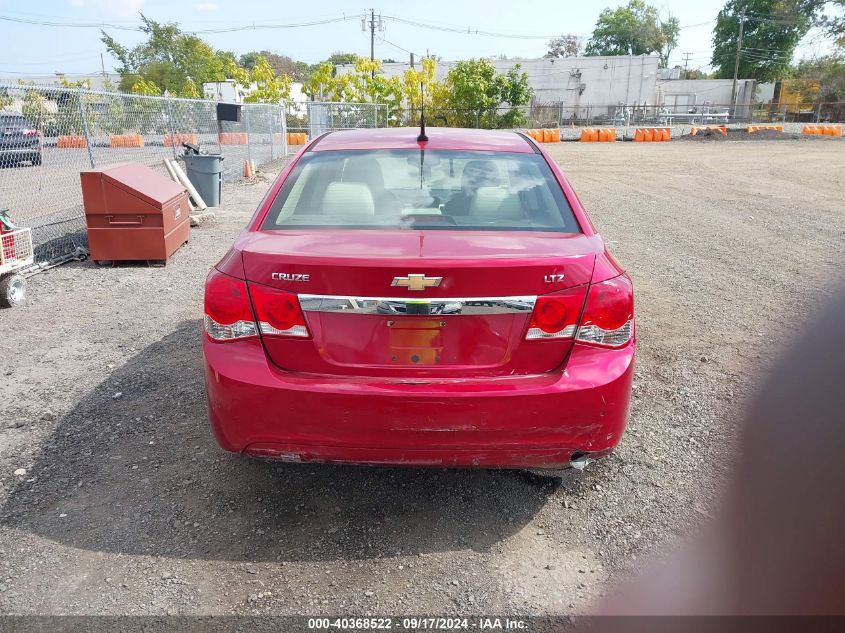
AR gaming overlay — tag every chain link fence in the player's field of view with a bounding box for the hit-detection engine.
[282,102,388,137]
[402,101,845,129]
[0,83,289,265]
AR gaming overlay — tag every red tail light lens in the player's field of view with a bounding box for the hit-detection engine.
[204,268,258,341]
[526,285,589,340]
[576,275,634,348]
[248,283,310,338]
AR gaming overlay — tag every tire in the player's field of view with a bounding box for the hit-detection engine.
[0,274,25,308]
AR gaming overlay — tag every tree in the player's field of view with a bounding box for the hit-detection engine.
[244,56,292,103]
[240,51,313,82]
[444,59,532,128]
[711,0,820,81]
[545,35,584,58]
[585,0,679,67]
[818,0,845,47]
[102,15,232,97]
[403,57,449,124]
[326,52,359,71]
[496,65,532,128]
[792,53,845,101]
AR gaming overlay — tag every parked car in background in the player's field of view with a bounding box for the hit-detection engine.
[0,113,41,168]
[202,127,636,470]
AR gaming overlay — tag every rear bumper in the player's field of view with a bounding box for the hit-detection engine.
[203,336,635,469]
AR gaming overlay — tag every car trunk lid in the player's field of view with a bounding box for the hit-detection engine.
[241,229,597,377]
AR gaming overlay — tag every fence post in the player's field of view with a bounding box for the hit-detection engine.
[280,104,288,157]
[164,93,178,159]
[244,106,252,165]
[76,88,95,169]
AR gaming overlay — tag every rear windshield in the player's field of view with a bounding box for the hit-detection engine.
[263,149,580,232]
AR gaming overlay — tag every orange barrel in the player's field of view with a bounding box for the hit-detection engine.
[633,129,644,142]
[661,128,671,141]
[552,128,560,142]
[580,129,590,142]
[643,128,654,142]
[541,128,551,143]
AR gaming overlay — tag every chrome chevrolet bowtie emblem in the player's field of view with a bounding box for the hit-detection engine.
[391,274,443,291]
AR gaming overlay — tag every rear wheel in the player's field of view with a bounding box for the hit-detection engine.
[0,273,26,308]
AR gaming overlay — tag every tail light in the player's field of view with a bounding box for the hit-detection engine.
[525,285,589,340]
[576,275,634,348]
[248,283,310,339]
[204,268,258,341]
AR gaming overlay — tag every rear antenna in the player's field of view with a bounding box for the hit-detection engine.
[417,81,428,142]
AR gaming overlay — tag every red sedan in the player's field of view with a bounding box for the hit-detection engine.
[203,127,635,469]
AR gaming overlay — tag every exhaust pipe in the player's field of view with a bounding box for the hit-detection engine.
[569,453,592,471]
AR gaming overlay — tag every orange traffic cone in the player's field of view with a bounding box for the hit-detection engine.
[244,160,253,178]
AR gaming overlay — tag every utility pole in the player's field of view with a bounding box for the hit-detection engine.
[731,11,745,117]
[682,52,692,79]
[370,9,375,77]
[363,9,384,79]
[410,52,415,69]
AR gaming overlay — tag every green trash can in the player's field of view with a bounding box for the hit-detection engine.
[182,153,224,208]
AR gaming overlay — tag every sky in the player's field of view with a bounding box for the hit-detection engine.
[0,0,836,78]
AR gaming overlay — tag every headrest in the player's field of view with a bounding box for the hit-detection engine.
[469,187,523,220]
[462,160,500,190]
[321,182,375,217]
[342,157,385,190]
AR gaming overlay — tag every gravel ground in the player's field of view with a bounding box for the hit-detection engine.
[0,141,843,617]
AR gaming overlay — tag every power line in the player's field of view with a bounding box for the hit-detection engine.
[0,13,358,34]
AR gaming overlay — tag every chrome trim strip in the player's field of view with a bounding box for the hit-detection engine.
[298,294,537,315]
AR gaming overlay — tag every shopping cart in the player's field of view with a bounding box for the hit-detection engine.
[0,211,33,308]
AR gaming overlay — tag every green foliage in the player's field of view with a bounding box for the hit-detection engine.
[792,53,845,101]
[240,51,314,81]
[443,59,532,128]
[21,91,47,128]
[325,52,359,69]
[818,1,844,48]
[244,56,293,103]
[585,0,679,67]
[711,0,819,81]
[545,35,584,58]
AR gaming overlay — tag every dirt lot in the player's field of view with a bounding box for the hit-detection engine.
[0,140,843,616]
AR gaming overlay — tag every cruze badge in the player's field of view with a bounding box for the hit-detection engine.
[272,272,310,282]
[391,274,443,291]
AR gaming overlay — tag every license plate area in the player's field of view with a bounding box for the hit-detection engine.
[387,318,444,365]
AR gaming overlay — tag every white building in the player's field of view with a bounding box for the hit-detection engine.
[655,78,756,116]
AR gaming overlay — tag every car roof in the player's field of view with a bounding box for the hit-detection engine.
[310,127,535,153]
